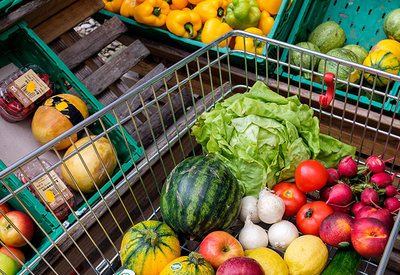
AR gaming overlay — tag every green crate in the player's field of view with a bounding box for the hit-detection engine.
[93,0,301,73]
[0,20,144,272]
[276,0,400,115]
[0,0,27,17]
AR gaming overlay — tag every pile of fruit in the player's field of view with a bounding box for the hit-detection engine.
[102,0,293,53]
[290,8,400,96]
[0,202,34,275]
[118,152,399,275]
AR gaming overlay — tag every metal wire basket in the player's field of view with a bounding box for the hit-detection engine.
[1,30,400,275]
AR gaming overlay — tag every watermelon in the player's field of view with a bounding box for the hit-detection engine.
[160,156,241,240]
[383,8,400,42]
[317,48,361,90]
[307,21,346,54]
[363,50,400,87]
[290,42,321,80]
[343,44,369,63]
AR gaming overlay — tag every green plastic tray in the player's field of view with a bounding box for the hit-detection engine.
[0,21,143,273]
[276,0,400,115]
[94,0,302,73]
[0,0,27,17]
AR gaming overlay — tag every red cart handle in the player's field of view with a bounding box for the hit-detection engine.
[319,73,335,108]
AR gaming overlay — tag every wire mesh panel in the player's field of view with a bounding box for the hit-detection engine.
[1,30,400,275]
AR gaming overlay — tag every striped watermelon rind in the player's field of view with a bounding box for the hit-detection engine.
[160,156,242,240]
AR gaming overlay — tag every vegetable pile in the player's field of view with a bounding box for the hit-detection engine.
[102,0,292,53]
[191,80,355,197]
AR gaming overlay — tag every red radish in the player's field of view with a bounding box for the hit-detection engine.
[326,183,353,206]
[384,185,400,197]
[365,155,394,174]
[338,156,358,177]
[319,186,331,202]
[327,168,340,186]
[360,188,380,207]
[370,172,398,188]
[383,197,400,215]
[351,202,365,216]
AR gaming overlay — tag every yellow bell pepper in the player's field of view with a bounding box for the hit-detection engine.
[120,0,139,17]
[133,0,170,27]
[166,0,189,10]
[188,0,206,6]
[234,27,265,55]
[257,0,292,15]
[166,8,202,39]
[257,10,274,35]
[192,0,229,24]
[201,18,233,48]
[102,0,124,13]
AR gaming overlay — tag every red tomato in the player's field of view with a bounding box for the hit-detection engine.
[295,159,328,193]
[272,182,307,217]
[296,201,334,236]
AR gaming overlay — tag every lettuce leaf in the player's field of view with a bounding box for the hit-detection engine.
[191,81,356,197]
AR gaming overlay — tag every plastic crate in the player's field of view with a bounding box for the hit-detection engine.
[0,0,27,17]
[276,0,400,115]
[0,20,144,270]
[93,0,302,73]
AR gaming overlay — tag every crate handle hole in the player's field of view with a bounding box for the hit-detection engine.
[357,6,360,12]
[350,22,354,28]
[368,9,372,15]
[362,26,365,31]
[381,12,386,19]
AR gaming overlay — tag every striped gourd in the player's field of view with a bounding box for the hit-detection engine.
[363,50,400,87]
[160,156,241,240]
[159,252,215,275]
[120,220,181,275]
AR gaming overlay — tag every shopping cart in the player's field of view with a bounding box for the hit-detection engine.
[1,30,400,275]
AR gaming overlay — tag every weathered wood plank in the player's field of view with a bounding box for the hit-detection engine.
[131,87,194,149]
[58,16,128,70]
[0,0,77,33]
[69,40,150,97]
[32,0,104,44]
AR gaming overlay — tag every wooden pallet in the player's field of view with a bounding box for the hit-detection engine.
[2,1,400,274]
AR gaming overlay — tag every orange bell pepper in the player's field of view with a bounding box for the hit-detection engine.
[257,0,292,15]
[192,0,229,24]
[102,0,124,13]
[257,10,274,35]
[234,27,265,55]
[120,0,139,17]
[201,18,233,48]
[166,8,202,38]
[166,0,189,10]
[133,0,170,27]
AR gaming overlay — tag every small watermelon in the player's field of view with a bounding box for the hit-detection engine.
[160,156,241,240]
[308,21,346,54]
[343,44,369,63]
[383,8,400,42]
[363,50,400,87]
[317,48,361,90]
[290,42,321,80]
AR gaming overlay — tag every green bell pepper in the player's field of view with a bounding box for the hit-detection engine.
[225,0,261,30]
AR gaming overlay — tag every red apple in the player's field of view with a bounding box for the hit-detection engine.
[0,202,12,217]
[199,231,244,270]
[319,212,354,248]
[0,211,35,247]
[355,206,394,230]
[0,246,25,270]
[351,217,389,258]
[216,256,265,275]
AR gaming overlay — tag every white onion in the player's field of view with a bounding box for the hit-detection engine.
[268,220,299,251]
[257,188,285,224]
[239,213,269,250]
[239,196,261,223]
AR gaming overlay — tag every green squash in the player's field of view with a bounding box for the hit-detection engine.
[290,42,321,80]
[308,21,346,54]
[383,8,400,42]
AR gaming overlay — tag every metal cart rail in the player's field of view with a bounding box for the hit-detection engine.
[1,30,400,275]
